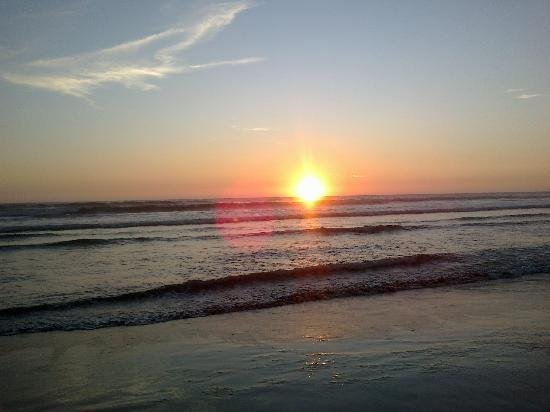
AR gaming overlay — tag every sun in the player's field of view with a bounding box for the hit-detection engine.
[294,175,326,204]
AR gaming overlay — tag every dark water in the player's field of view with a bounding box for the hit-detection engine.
[1,192,549,335]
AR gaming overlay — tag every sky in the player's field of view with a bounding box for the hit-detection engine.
[0,0,549,202]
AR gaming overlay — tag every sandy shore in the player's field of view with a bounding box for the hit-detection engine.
[2,275,550,411]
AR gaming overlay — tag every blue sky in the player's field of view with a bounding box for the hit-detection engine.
[1,0,549,201]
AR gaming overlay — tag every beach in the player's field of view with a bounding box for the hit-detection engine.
[2,274,549,411]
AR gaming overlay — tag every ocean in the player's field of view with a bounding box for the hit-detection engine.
[1,192,549,336]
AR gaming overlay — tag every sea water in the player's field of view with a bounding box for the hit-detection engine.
[1,192,549,335]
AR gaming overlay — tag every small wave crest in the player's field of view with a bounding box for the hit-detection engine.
[453,212,550,221]
[0,225,417,251]
[0,238,115,251]
[2,204,549,234]
[0,236,165,251]
[0,232,57,240]
[239,224,416,238]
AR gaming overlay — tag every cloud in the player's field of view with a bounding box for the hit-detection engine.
[506,88,525,94]
[189,57,264,70]
[0,45,27,60]
[0,1,262,101]
[515,94,541,99]
[232,125,271,132]
[506,88,544,100]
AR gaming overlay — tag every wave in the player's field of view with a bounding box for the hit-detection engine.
[0,225,417,251]
[460,219,550,228]
[0,253,452,317]
[1,217,545,251]
[65,193,550,215]
[239,224,416,238]
[452,212,550,221]
[2,204,550,234]
[0,232,57,240]
[259,220,546,237]
[0,238,115,251]
[1,192,549,218]
[2,246,549,335]
[0,236,167,251]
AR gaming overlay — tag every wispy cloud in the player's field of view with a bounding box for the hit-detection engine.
[1,1,262,101]
[506,88,525,94]
[515,93,541,99]
[506,88,543,100]
[0,45,27,60]
[232,125,271,132]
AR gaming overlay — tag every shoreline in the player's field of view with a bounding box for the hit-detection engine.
[2,275,550,410]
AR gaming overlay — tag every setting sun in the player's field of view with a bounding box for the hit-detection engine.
[294,175,326,204]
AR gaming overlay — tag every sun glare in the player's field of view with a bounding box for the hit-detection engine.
[294,175,326,205]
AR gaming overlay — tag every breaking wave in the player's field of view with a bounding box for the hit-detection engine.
[0,253,452,317]
[1,246,549,336]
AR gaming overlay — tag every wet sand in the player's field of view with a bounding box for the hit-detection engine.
[1,275,550,411]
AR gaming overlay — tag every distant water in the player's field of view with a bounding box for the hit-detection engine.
[1,192,549,335]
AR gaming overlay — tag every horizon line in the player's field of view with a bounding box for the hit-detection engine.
[1,189,549,206]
